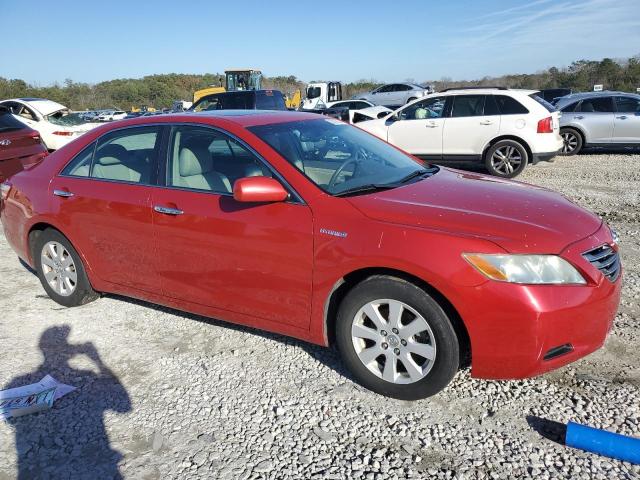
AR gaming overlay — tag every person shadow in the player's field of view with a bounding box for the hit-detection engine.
[3,325,131,480]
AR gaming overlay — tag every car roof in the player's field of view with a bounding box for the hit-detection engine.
[6,98,68,116]
[436,88,538,96]
[555,90,640,106]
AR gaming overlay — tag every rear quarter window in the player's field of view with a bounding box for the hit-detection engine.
[494,95,529,115]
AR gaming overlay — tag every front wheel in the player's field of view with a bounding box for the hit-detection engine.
[484,139,528,178]
[336,276,460,400]
[34,229,99,307]
[560,128,583,155]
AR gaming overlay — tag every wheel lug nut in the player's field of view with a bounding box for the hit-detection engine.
[381,330,387,336]
[401,339,407,346]
[394,348,400,355]
[381,343,388,349]
[392,328,399,334]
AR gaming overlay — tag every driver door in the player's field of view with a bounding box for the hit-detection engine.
[386,96,447,159]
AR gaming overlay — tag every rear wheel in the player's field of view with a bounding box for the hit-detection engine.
[484,139,528,178]
[34,229,99,307]
[560,128,583,155]
[336,276,459,400]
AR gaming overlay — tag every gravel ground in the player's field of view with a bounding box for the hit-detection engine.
[0,152,639,480]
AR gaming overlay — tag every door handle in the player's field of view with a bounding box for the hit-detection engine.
[616,115,628,120]
[479,120,493,125]
[154,205,184,215]
[425,122,438,128]
[574,115,584,120]
[53,189,74,198]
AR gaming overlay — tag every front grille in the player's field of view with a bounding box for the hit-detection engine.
[583,244,621,282]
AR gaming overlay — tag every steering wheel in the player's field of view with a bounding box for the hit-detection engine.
[328,149,365,190]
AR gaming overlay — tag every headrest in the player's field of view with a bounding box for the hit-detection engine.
[179,145,212,177]
[97,144,127,165]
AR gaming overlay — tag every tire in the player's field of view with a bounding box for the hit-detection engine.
[560,128,583,155]
[34,229,99,307]
[484,139,528,178]
[335,276,460,400]
[406,97,417,104]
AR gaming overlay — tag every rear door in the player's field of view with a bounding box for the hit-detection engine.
[150,124,314,328]
[442,95,500,157]
[386,96,447,158]
[50,125,162,292]
[572,97,615,143]
[612,96,640,143]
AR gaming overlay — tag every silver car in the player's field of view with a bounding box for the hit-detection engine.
[357,83,431,108]
[557,91,640,155]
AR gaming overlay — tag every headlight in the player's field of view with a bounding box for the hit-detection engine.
[463,254,586,284]
[610,228,620,245]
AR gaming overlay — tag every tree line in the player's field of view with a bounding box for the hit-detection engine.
[1,56,638,111]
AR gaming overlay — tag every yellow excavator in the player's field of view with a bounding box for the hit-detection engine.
[193,69,263,103]
[284,89,302,110]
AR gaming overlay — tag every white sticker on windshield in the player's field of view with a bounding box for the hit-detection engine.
[324,118,343,125]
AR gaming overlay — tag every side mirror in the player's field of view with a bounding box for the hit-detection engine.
[378,111,391,119]
[233,177,288,203]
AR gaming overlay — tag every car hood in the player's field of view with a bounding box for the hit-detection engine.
[347,168,602,254]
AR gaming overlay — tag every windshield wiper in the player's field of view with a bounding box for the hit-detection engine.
[333,184,396,197]
[397,167,438,184]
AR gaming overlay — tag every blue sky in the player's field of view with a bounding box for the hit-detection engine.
[2,0,639,85]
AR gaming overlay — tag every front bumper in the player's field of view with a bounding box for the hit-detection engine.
[456,224,621,379]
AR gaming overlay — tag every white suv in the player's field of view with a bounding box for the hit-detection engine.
[356,88,563,177]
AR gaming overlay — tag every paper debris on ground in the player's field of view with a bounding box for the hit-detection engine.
[0,375,76,419]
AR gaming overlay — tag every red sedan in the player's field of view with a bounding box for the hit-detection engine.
[0,109,48,183]
[0,111,621,399]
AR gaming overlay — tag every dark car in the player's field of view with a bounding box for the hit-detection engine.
[190,90,287,112]
[0,109,48,182]
[538,88,572,104]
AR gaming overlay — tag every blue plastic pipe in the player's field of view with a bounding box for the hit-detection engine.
[566,421,640,465]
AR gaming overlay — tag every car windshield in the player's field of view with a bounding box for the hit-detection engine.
[249,118,436,196]
[46,110,88,126]
[306,87,321,99]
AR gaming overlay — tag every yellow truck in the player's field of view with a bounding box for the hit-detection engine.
[193,69,263,103]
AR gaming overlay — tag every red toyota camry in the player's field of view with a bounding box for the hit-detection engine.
[0,111,621,399]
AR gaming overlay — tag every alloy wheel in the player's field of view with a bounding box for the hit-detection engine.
[351,299,436,384]
[491,145,522,175]
[41,241,77,297]
[561,131,579,154]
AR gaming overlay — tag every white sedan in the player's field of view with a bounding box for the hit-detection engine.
[0,98,100,150]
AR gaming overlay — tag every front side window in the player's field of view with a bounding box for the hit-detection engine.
[400,96,446,120]
[167,126,269,194]
[249,119,433,195]
[92,126,160,184]
[615,96,640,113]
[450,95,485,117]
[578,97,613,113]
[306,87,321,99]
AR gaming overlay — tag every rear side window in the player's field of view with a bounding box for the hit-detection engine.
[450,95,485,117]
[0,112,27,132]
[255,91,286,110]
[578,97,613,113]
[530,94,557,112]
[494,95,529,115]
[93,126,161,184]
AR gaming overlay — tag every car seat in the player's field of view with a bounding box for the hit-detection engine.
[174,137,231,192]
[93,144,148,183]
